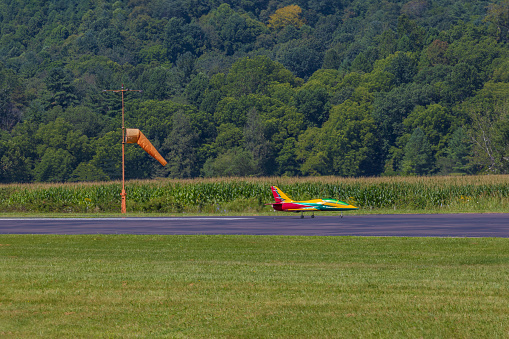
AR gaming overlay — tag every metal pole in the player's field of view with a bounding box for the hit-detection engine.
[121,87,126,213]
[103,85,142,214]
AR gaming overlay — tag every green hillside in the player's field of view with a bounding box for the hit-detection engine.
[1,0,509,182]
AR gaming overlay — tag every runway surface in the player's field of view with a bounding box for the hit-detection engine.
[0,214,508,237]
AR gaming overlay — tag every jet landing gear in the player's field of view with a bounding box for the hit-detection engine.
[299,212,342,218]
[300,212,315,219]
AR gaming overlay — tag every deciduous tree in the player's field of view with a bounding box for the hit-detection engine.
[161,111,198,178]
[268,5,305,30]
[401,127,433,175]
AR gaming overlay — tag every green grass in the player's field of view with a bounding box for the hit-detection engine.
[1,235,508,337]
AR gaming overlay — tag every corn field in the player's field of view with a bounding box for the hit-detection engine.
[0,176,508,213]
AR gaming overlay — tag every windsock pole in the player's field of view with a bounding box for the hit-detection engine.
[121,87,126,213]
[103,85,142,214]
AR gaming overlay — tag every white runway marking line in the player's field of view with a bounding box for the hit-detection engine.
[0,217,253,221]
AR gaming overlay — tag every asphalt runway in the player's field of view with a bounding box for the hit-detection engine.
[0,214,508,237]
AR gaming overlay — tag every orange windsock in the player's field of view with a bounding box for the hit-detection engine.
[125,128,167,166]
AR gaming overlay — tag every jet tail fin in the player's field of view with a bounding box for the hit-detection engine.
[271,186,291,203]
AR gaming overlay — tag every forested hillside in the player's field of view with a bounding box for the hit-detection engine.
[1,0,509,182]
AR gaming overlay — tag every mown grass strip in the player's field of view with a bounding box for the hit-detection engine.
[1,235,508,337]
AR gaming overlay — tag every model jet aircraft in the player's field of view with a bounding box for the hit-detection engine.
[268,186,358,218]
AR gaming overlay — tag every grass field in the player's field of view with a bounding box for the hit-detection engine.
[1,235,508,337]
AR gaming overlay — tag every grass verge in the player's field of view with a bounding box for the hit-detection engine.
[1,235,508,337]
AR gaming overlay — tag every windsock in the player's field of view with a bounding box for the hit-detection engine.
[125,128,167,166]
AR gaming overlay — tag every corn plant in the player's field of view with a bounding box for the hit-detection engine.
[0,176,508,213]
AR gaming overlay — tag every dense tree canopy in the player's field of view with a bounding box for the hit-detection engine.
[1,0,509,182]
